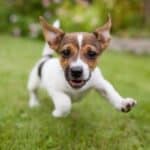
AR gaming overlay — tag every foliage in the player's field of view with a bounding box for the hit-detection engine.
[0,0,149,38]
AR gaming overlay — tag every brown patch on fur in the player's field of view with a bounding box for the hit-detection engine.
[59,32,103,70]
[60,42,78,69]
[39,16,111,71]
[59,33,79,49]
[94,15,111,50]
[80,44,99,70]
[60,58,70,70]
[80,33,100,70]
[39,16,64,50]
[59,33,79,69]
[82,33,100,48]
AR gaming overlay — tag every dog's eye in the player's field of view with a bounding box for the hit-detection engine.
[61,49,71,58]
[86,50,97,59]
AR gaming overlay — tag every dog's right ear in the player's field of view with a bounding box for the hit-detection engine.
[94,15,111,50]
[39,16,65,50]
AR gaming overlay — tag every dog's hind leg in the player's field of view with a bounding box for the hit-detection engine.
[28,67,40,107]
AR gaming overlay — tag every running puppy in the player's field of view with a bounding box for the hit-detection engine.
[28,16,137,117]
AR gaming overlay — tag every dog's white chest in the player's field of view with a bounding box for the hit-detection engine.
[41,58,92,101]
[65,87,91,102]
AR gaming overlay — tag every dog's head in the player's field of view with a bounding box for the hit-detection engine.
[40,16,111,89]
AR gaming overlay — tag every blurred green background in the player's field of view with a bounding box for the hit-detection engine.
[0,1,150,150]
[0,0,150,38]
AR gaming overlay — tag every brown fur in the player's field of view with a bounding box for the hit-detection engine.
[40,16,111,70]
[58,33,101,70]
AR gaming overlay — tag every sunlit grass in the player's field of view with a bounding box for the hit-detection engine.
[0,35,149,150]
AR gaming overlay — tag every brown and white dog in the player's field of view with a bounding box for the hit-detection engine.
[28,16,137,117]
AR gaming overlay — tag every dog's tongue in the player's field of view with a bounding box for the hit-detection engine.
[72,80,82,83]
[70,80,84,86]
[69,79,85,88]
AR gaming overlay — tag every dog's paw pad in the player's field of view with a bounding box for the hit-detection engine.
[120,98,137,113]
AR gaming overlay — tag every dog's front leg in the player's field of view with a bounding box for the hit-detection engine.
[93,69,137,112]
[48,91,72,117]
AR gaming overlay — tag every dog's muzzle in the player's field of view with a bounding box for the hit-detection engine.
[65,66,91,89]
[70,66,83,79]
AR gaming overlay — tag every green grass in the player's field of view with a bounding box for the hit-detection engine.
[0,35,150,150]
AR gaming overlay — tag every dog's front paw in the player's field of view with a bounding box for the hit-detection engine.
[119,98,137,112]
[29,98,39,108]
[52,110,69,118]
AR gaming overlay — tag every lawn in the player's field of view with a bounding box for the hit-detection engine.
[0,35,150,150]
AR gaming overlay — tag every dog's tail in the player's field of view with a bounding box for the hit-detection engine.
[42,20,60,57]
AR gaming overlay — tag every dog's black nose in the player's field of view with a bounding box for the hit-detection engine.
[70,66,83,78]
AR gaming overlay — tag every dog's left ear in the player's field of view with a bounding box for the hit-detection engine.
[94,15,112,50]
[39,16,65,50]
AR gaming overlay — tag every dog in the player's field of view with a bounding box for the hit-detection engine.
[27,16,137,118]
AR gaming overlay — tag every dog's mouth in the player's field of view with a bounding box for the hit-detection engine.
[65,67,91,89]
[68,79,85,89]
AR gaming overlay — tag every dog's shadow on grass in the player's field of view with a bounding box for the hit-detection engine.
[27,89,131,127]
[26,92,139,148]
[34,92,101,129]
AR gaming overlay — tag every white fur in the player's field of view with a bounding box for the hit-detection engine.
[28,56,136,117]
[42,43,54,56]
[53,19,60,28]
[77,33,83,49]
[70,33,89,80]
[73,33,90,80]
[70,57,90,80]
